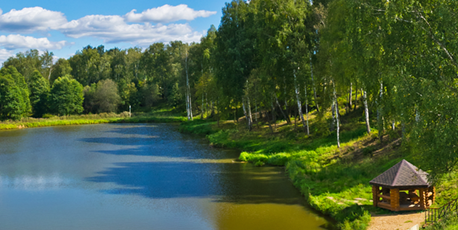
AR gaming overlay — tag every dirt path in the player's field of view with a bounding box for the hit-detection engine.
[368,212,423,230]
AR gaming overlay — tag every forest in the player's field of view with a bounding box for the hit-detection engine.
[1,0,457,195]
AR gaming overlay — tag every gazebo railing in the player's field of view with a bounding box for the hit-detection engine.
[425,197,458,224]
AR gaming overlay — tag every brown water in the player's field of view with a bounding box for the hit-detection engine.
[0,123,330,230]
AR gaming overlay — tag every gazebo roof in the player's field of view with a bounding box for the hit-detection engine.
[370,159,430,188]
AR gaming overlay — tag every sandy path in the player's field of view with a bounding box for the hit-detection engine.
[368,212,423,230]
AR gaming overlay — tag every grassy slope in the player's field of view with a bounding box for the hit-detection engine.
[180,106,456,229]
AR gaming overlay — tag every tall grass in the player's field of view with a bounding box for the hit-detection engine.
[0,109,186,131]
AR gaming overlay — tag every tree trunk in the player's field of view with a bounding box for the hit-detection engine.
[254,98,258,123]
[189,94,193,120]
[354,87,358,110]
[310,57,320,112]
[363,89,371,134]
[271,97,277,130]
[275,95,291,124]
[283,75,289,115]
[333,82,341,148]
[247,95,253,126]
[266,110,274,133]
[201,94,204,119]
[294,72,307,134]
[378,82,383,142]
[349,82,353,110]
[234,102,237,124]
[185,49,191,121]
[415,106,420,122]
[242,98,251,131]
[211,101,215,117]
[331,101,336,131]
[392,120,395,130]
[305,85,310,136]
[217,99,219,127]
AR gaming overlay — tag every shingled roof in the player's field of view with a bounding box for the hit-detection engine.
[370,159,430,188]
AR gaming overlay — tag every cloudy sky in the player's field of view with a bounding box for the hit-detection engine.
[0,0,227,64]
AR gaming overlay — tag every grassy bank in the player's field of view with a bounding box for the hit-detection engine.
[179,109,453,229]
[0,108,186,131]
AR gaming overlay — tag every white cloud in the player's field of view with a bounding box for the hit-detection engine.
[125,4,216,23]
[0,7,67,33]
[0,49,14,63]
[0,34,69,50]
[59,15,203,45]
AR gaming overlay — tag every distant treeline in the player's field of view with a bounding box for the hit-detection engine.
[1,0,457,178]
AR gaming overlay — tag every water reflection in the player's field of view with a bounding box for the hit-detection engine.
[87,161,303,205]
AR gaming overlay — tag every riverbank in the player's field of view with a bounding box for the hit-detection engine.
[179,111,458,230]
[179,115,386,229]
[0,109,186,131]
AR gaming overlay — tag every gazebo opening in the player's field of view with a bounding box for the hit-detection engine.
[370,159,435,211]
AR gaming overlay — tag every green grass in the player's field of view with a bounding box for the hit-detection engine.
[426,212,458,230]
[0,108,187,131]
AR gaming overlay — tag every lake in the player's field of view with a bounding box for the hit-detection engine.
[0,123,330,230]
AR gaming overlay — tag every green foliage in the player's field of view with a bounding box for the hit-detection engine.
[93,79,121,113]
[425,212,458,230]
[0,75,27,120]
[168,82,183,108]
[49,76,84,115]
[29,70,50,117]
[0,67,30,120]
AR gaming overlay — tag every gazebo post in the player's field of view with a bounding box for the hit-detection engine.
[420,188,426,209]
[372,185,378,207]
[390,188,400,211]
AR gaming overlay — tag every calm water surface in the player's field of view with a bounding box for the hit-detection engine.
[0,124,329,230]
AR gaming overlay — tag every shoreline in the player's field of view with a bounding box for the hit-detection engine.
[0,114,186,131]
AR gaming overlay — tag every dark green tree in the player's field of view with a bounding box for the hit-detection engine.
[49,76,84,115]
[29,70,50,117]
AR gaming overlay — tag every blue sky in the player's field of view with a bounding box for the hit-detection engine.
[0,0,228,63]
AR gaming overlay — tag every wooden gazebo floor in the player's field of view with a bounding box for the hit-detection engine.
[377,202,424,211]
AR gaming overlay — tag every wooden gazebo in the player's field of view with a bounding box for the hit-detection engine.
[370,159,435,211]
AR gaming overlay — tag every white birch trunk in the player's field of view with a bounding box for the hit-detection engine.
[378,82,383,141]
[189,94,193,120]
[294,72,308,134]
[310,57,319,112]
[363,89,371,134]
[185,49,191,121]
[242,98,251,130]
[354,87,358,110]
[415,107,420,122]
[305,85,310,136]
[331,101,336,131]
[333,82,340,148]
[247,95,253,125]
